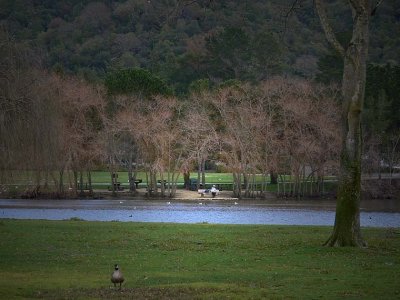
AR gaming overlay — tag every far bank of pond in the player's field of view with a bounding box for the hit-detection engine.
[1,198,399,227]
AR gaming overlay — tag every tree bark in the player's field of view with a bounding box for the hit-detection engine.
[128,169,136,192]
[58,169,64,195]
[183,171,190,190]
[79,171,84,196]
[316,0,370,247]
[201,158,206,188]
[128,155,137,193]
[270,170,278,184]
[73,170,78,196]
[197,158,201,190]
[87,170,93,196]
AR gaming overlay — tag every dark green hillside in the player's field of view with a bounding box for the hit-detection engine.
[1,0,399,92]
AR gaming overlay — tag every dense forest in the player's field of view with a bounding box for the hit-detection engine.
[0,0,399,199]
[1,0,399,92]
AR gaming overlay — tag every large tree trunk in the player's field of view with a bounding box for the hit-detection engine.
[316,0,370,247]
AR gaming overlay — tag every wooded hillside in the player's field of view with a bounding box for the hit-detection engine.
[1,0,399,93]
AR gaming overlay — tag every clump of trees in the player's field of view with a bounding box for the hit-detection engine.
[184,79,340,198]
[362,63,400,194]
[0,29,106,198]
[2,24,397,203]
[0,28,341,199]
[316,53,400,196]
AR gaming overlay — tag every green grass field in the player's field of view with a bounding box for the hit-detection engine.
[0,220,399,299]
[2,170,338,195]
[87,171,260,185]
[4,170,336,186]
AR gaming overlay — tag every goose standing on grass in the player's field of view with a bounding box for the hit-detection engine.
[111,264,124,289]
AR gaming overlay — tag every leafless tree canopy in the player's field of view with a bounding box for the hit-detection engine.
[1,27,343,199]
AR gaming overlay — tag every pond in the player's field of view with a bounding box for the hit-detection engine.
[0,198,399,227]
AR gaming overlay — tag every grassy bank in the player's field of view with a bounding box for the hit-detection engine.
[0,220,399,299]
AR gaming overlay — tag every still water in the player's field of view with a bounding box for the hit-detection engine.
[1,199,399,227]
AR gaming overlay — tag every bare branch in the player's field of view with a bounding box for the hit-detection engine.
[314,0,345,57]
[280,0,306,38]
[371,0,384,16]
[348,0,365,13]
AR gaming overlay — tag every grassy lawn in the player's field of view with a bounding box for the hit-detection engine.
[4,170,320,186]
[82,172,337,192]
[2,171,338,195]
[0,220,399,299]
[89,171,245,185]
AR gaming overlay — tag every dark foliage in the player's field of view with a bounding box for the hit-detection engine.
[1,0,399,93]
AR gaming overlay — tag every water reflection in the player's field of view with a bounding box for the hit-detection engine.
[1,199,399,227]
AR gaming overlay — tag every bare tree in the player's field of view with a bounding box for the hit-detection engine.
[104,95,142,195]
[0,28,105,198]
[117,95,184,197]
[0,29,44,193]
[257,78,340,198]
[150,96,185,197]
[64,76,105,196]
[208,85,266,198]
[38,74,106,197]
[183,90,220,190]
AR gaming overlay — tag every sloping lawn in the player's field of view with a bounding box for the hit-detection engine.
[0,220,399,299]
